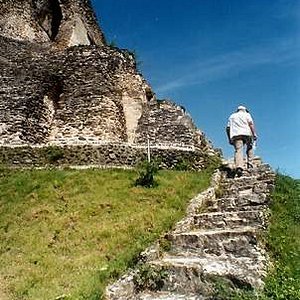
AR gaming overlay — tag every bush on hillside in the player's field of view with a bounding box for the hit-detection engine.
[135,160,159,188]
[45,146,64,163]
[174,158,192,171]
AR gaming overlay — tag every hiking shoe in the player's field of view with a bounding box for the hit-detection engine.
[247,162,254,169]
[236,167,243,177]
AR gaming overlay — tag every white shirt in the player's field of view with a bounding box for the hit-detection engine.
[227,110,253,139]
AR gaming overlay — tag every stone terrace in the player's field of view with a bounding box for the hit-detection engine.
[0,35,144,146]
[0,35,209,150]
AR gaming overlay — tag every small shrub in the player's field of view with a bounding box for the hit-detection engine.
[133,264,168,292]
[108,40,117,48]
[135,160,159,188]
[45,146,64,163]
[127,49,143,71]
[215,185,225,198]
[156,99,166,108]
[159,237,172,252]
[211,276,254,300]
[174,158,192,171]
[205,154,222,171]
[197,200,210,214]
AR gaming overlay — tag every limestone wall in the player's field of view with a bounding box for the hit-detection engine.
[0,35,212,149]
[0,0,219,169]
[0,36,148,146]
[0,36,52,145]
[0,1,49,43]
[135,100,207,149]
[48,46,132,144]
[0,145,210,170]
[0,0,105,47]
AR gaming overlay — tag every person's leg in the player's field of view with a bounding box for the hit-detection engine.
[234,138,244,170]
[246,137,254,168]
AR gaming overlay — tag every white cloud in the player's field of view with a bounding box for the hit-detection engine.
[156,39,300,93]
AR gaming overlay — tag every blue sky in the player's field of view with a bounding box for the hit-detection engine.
[92,0,300,178]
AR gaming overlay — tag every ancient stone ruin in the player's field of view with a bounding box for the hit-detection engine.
[0,0,217,169]
[0,2,277,299]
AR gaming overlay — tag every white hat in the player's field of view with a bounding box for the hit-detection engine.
[237,105,247,111]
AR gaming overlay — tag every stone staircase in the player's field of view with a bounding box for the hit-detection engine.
[105,160,275,300]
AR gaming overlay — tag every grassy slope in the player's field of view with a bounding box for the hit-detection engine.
[214,174,300,300]
[263,174,300,299]
[0,168,212,300]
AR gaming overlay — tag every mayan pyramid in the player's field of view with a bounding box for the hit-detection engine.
[0,0,218,168]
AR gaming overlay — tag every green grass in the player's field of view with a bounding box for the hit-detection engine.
[0,167,212,300]
[262,174,300,300]
[212,173,300,300]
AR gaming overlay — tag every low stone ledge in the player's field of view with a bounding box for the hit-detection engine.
[0,144,215,170]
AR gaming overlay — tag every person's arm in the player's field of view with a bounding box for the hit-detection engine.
[226,126,233,144]
[247,113,257,140]
[248,121,257,140]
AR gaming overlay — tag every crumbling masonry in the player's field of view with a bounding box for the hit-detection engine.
[0,0,217,168]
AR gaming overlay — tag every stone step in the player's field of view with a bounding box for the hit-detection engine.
[222,190,267,204]
[192,210,266,230]
[206,194,268,212]
[222,175,258,186]
[220,184,260,196]
[221,173,275,191]
[149,253,265,294]
[207,203,268,213]
[138,291,207,300]
[166,227,260,257]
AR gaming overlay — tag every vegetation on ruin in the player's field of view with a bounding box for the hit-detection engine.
[213,173,300,300]
[134,160,159,187]
[0,166,213,300]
